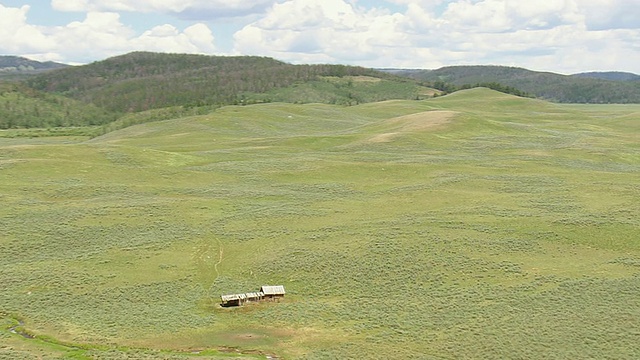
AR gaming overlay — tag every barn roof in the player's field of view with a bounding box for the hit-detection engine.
[221,292,264,302]
[221,293,245,302]
[260,285,285,295]
[245,292,263,299]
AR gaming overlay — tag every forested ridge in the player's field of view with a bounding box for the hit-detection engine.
[25,52,409,113]
[3,52,640,131]
[390,65,640,103]
[572,71,640,82]
[0,81,117,129]
[1,52,437,130]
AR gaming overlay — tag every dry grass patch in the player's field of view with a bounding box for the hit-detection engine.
[348,76,382,83]
[368,132,399,143]
[368,110,457,143]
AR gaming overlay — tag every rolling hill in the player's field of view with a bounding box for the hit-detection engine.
[4,52,639,134]
[25,52,435,113]
[389,65,640,103]
[1,89,639,358]
[1,52,436,130]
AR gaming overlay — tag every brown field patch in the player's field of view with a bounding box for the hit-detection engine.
[420,89,441,97]
[366,110,457,143]
[368,132,399,143]
[348,75,382,83]
[388,110,457,130]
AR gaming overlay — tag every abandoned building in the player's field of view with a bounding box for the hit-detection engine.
[220,292,263,307]
[220,285,286,307]
[260,285,286,299]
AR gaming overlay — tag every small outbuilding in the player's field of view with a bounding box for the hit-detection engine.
[245,291,264,302]
[220,293,246,307]
[260,285,286,300]
[220,285,285,307]
[220,292,264,307]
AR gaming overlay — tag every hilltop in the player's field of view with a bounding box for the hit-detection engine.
[1,52,436,130]
[388,65,640,103]
[0,55,68,72]
[572,71,640,82]
[0,56,68,80]
[25,52,435,113]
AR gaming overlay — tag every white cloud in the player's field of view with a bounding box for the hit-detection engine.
[0,5,217,63]
[383,0,444,6]
[0,5,53,54]
[132,23,216,53]
[51,0,89,12]
[232,0,640,73]
[51,0,277,19]
[439,0,583,32]
[234,0,406,63]
[578,0,640,30]
[2,1,639,73]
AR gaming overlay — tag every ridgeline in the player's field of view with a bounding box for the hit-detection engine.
[388,65,640,103]
[24,52,433,113]
[2,52,640,132]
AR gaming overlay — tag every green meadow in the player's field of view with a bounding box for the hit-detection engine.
[1,88,639,359]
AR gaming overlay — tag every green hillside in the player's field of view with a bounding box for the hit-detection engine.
[392,65,640,103]
[26,52,433,113]
[572,71,640,81]
[0,81,118,129]
[1,88,639,358]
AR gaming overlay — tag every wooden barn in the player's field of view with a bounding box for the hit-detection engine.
[260,285,286,300]
[220,285,285,307]
[220,291,264,307]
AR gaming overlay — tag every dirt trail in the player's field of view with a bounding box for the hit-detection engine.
[213,238,224,282]
[193,238,224,290]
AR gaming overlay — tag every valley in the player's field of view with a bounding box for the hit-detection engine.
[1,88,639,358]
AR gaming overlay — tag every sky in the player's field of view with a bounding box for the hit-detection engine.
[0,0,639,74]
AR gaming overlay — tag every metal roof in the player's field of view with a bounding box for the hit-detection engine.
[260,285,286,295]
[245,292,263,299]
[221,292,264,302]
[221,293,245,302]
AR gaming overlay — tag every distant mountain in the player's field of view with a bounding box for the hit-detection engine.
[26,51,433,113]
[571,71,640,82]
[0,56,68,76]
[387,65,640,103]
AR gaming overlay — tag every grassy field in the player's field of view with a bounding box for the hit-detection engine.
[1,88,639,359]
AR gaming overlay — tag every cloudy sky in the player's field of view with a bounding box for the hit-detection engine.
[1,0,638,74]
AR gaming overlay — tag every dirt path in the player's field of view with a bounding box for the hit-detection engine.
[213,238,224,282]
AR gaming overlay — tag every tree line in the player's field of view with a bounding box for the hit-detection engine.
[399,65,640,103]
[431,80,533,98]
[25,52,397,113]
[0,81,116,129]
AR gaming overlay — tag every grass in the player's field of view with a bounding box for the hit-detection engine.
[1,88,639,358]
[241,75,437,105]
